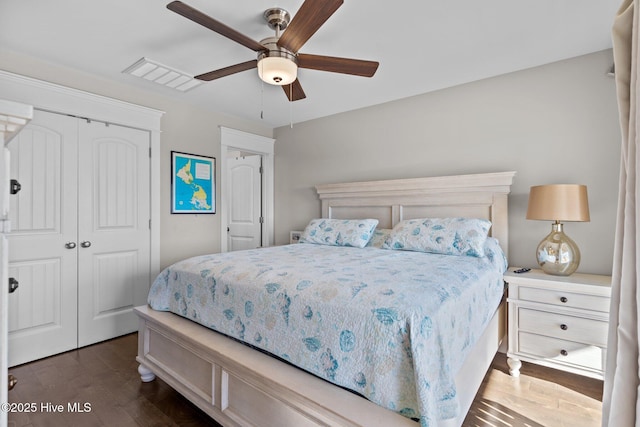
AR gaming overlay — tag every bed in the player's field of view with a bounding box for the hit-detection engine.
[135,171,515,427]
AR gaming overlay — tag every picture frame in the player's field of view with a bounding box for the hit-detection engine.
[171,151,216,214]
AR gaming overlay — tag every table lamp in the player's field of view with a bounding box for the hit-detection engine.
[526,184,590,276]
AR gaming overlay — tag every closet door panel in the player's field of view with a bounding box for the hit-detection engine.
[7,110,78,366]
[77,121,150,347]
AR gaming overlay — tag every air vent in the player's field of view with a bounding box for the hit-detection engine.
[122,57,203,92]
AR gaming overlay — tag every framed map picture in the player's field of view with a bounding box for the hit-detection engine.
[171,151,216,214]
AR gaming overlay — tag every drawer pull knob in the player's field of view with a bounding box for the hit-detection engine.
[560,324,568,330]
[560,349,568,356]
[560,297,568,303]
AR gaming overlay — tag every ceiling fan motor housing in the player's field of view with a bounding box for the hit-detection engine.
[257,37,298,85]
[263,8,291,31]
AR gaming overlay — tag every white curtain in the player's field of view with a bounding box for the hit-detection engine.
[603,0,640,426]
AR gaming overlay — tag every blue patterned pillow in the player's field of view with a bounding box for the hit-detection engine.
[382,217,492,257]
[300,218,379,248]
[365,228,393,248]
[483,237,508,272]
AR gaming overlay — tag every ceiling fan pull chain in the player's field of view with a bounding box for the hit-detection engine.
[290,84,293,128]
[260,70,265,120]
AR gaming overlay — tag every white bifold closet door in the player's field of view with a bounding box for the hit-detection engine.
[7,110,150,366]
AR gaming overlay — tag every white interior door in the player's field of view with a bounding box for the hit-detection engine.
[77,120,150,347]
[227,155,262,251]
[7,110,78,367]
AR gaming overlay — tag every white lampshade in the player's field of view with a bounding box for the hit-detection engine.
[257,57,297,86]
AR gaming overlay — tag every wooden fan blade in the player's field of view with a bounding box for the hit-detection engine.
[195,60,257,81]
[298,54,379,77]
[167,1,266,52]
[282,79,306,101]
[277,0,343,53]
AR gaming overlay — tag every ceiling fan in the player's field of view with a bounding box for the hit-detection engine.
[167,0,379,102]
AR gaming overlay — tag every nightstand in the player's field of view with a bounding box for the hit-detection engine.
[505,268,611,380]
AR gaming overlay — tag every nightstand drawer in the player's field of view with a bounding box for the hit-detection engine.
[518,331,605,372]
[518,286,609,312]
[518,308,608,347]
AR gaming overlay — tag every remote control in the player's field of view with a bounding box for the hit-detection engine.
[513,267,531,274]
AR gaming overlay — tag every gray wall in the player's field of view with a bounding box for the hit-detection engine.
[274,50,620,275]
[1,48,620,275]
[0,49,274,269]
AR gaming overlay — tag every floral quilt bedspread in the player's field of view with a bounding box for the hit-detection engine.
[147,239,507,426]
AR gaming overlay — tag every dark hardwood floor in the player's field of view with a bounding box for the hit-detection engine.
[7,334,221,427]
[7,333,602,426]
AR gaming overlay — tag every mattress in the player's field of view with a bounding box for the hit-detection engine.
[147,238,507,426]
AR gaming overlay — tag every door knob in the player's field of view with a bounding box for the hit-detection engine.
[65,242,77,249]
[80,241,92,248]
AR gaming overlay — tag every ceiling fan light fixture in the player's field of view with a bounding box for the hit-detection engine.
[258,56,297,86]
[257,36,297,86]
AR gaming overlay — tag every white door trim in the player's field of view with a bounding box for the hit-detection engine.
[0,70,163,282]
[220,127,274,252]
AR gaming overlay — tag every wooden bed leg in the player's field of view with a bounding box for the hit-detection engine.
[507,357,522,377]
[138,364,156,382]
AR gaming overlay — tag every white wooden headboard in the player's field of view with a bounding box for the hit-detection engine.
[315,171,516,257]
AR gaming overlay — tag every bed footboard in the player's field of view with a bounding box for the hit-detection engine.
[136,300,505,427]
[135,305,419,427]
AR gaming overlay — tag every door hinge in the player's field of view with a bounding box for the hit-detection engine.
[8,277,19,294]
[149,219,151,230]
[259,166,263,174]
[8,374,17,391]
[149,147,152,158]
[259,216,264,224]
[10,179,21,195]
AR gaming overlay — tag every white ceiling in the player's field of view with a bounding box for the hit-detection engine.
[0,0,619,128]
